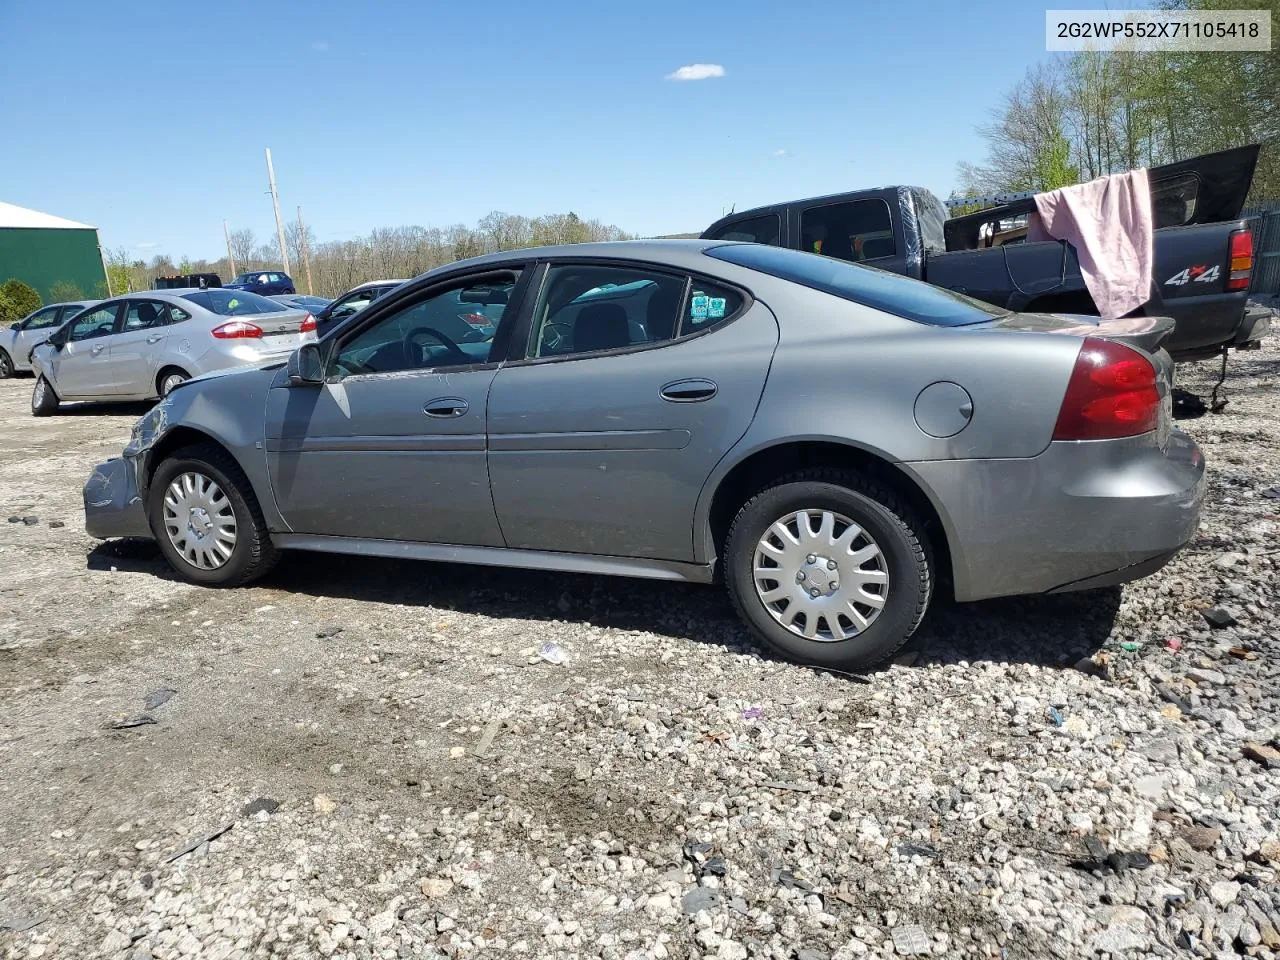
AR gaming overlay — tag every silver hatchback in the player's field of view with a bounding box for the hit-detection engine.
[30,289,316,415]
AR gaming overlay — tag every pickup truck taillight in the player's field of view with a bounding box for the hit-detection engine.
[1227,228,1253,291]
[211,320,264,339]
[1053,338,1159,441]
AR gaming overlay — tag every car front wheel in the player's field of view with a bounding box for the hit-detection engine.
[0,349,14,379]
[148,444,279,586]
[31,375,60,416]
[725,469,931,671]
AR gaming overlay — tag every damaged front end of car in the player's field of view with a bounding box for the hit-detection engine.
[83,401,172,540]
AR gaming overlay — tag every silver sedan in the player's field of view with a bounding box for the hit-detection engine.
[0,300,98,377]
[82,241,1204,670]
[30,289,316,415]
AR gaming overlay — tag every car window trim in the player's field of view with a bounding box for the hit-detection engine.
[323,266,534,383]
[500,257,753,368]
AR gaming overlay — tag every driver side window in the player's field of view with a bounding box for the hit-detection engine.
[70,304,121,341]
[330,272,520,380]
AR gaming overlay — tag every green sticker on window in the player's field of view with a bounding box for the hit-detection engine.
[690,295,710,320]
[708,297,726,319]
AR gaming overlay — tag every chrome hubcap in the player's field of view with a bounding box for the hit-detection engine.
[163,374,184,394]
[33,379,45,404]
[162,472,237,570]
[753,509,889,641]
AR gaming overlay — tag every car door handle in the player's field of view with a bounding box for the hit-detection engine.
[660,379,718,403]
[424,397,469,418]
[146,335,163,344]
[90,344,107,355]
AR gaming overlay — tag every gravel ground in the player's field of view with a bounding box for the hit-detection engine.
[1,319,1278,960]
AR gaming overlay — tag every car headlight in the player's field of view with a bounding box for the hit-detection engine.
[124,402,170,457]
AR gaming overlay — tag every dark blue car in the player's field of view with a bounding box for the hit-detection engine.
[225,270,295,296]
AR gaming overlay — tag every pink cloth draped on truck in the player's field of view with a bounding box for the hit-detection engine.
[1026,168,1153,320]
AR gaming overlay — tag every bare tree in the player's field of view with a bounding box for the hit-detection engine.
[228,229,257,269]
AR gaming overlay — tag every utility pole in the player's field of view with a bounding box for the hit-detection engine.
[265,148,292,274]
[296,205,315,295]
[223,219,237,279]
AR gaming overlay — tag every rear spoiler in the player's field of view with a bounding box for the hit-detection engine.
[944,144,1261,251]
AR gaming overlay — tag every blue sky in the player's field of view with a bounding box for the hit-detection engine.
[1,0,1053,261]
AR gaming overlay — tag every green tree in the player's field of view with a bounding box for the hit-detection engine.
[0,291,16,326]
[48,280,86,302]
[0,279,41,320]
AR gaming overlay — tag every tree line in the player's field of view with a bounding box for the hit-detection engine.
[103,210,634,299]
[954,0,1278,202]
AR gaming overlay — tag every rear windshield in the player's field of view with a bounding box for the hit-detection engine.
[705,243,1006,327]
[181,290,286,316]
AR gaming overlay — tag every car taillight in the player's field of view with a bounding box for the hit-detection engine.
[1227,228,1253,291]
[211,320,264,339]
[299,313,317,333]
[1052,338,1159,440]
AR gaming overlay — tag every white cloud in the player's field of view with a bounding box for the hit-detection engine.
[773,149,787,157]
[135,241,159,250]
[665,63,725,81]
[311,40,330,52]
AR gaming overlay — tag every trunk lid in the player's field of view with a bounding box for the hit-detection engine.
[256,308,312,339]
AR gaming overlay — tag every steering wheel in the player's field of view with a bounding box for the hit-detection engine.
[404,326,469,364]
[540,321,572,354]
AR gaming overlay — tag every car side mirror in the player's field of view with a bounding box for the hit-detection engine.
[288,342,324,385]
[9,322,19,331]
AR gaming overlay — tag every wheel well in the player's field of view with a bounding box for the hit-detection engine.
[143,427,232,491]
[707,441,954,598]
[155,365,191,395]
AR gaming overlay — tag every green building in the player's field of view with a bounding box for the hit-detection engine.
[0,201,107,302]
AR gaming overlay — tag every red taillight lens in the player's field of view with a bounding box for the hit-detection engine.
[299,312,317,333]
[1053,338,1159,440]
[211,320,264,340]
[1226,228,1253,291]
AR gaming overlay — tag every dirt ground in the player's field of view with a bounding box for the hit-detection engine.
[1,330,1278,960]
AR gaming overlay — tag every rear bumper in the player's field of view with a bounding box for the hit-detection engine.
[1235,306,1271,349]
[83,456,152,540]
[906,430,1205,602]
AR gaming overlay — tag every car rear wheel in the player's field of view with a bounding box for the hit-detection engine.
[158,368,190,397]
[0,349,13,379]
[148,443,279,586]
[31,375,60,416]
[724,469,931,671]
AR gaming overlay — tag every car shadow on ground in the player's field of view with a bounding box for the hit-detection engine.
[52,401,154,418]
[87,542,1120,671]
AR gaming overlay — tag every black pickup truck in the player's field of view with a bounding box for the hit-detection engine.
[702,145,1269,363]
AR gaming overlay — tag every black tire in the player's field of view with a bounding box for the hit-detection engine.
[31,375,60,416]
[157,367,190,397]
[0,349,13,379]
[148,443,279,586]
[724,469,931,671]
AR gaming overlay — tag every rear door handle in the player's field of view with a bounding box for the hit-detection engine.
[424,397,469,418]
[146,335,163,344]
[660,378,717,403]
[90,344,107,355]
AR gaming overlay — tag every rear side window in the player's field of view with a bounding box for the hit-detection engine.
[706,244,1004,327]
[529,265,687,358]
[683,279,743,334]
[1152,173,1199,228]
[706,213,780,246]
[800,199,896,262]
[181,290,286,316]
